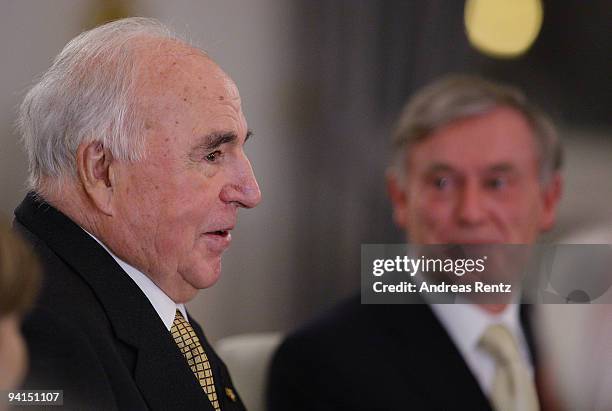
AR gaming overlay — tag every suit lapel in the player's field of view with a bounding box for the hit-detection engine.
[131,328,215,411]
[15,194,214,411]
[370,301,493,410]
[190,318,246,410]
[520,304,537,366]
[371,301,539,410]
[520,304,548,408]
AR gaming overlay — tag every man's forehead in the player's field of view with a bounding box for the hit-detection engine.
[411,109,536,157]
[407,149,537,174]
[418,162,521,177]
[133,43,243,133]
[135,39,236,98]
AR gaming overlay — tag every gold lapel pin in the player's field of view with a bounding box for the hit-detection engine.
[225,387,237,402]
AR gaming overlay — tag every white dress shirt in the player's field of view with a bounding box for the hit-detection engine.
[83,229,188,331]
[429,301,534,396]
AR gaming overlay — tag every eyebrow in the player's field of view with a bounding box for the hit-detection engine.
[200,131,237,151]
[425,163,455,174]
[487,163,517,173]
[424,162,519,175]
[198,129,254,151]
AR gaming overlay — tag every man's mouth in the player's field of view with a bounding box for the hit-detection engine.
[201,228,233,252]
[209,230,230,237]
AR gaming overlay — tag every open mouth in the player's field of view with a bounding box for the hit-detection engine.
[208,230,229,237]
[201,229,233,252]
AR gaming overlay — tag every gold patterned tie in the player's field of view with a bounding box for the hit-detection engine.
[171,310,221,411]
[479,324,539,411]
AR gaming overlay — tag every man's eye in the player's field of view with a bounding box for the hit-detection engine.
[205,151,222,162]
[434,177,451,189]
[486,177,507,189]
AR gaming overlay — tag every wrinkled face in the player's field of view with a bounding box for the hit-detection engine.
[0,315,27,392]
[389,107,559,245]
[109,45,261,302]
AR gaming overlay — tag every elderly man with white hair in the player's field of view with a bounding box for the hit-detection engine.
[14,17,260,411]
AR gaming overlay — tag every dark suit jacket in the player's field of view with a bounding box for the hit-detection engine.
[13,193,245,411]
[267,293,538,411]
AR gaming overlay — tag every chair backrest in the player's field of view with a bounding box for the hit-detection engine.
[215,332,283,411]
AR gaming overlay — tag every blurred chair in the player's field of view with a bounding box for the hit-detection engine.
[215,332,283,411]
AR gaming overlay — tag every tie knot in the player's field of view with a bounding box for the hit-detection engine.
[479,324,522,366]
[174,309,186,323]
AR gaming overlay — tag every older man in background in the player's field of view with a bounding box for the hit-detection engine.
[268,75,562,411]
[14,17,260,411]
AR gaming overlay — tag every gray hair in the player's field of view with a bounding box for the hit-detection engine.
[17,17,190,194]
[391,74,562,183]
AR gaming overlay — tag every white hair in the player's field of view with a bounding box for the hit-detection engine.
[17,17,190,195]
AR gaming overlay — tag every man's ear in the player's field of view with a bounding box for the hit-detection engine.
[76,141,115,216]
[540,172,563,231]
[386,168,409,229]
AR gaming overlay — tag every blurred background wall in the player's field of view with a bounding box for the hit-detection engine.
[0,0,611,346]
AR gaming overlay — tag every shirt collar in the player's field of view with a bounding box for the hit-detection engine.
[430,301,523,360]
[82,229,188,331]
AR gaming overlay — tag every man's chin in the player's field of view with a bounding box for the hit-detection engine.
[191,259,223,289]
[170,256,223,302]
[172,264,221,303]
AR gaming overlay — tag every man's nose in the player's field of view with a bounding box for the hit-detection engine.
[456,181,486,225]
[220,156,262,208]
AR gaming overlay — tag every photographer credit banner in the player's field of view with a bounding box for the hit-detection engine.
[361,244,612,304]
